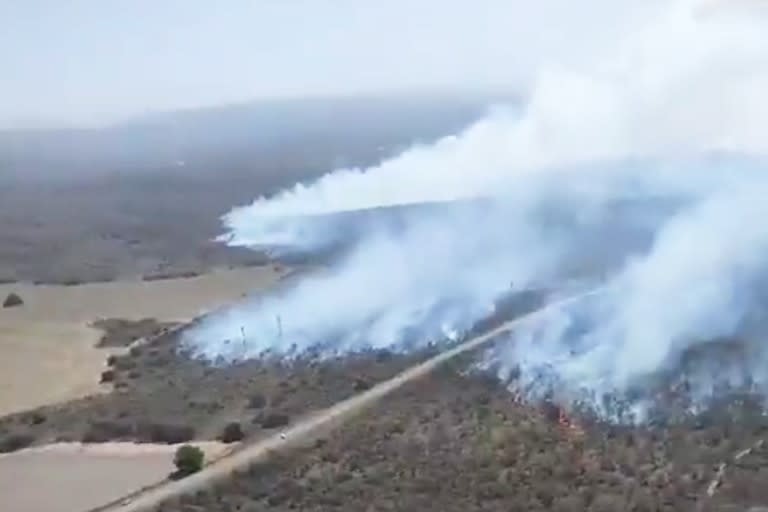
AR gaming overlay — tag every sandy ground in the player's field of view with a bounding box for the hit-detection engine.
[0,266,286,416]
[0,442,228,512]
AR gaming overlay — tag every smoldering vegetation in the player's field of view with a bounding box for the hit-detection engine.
[184,0,768,424]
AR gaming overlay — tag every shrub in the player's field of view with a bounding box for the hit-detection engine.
[219,422,245,443]
[27,412,46,425]
[260,413,290,429]
[247,393,267,409]
[173,444,205,477]
[590,493,626,512]
[353,378,371,392]
[113,357,136,371]
[2,293,23,308]
[143,270,200,282]
[82,420,134,442]
[0,433,35,453]
[100,369,116,383]
[139,422,195,444]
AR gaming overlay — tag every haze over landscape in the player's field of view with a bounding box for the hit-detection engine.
[184,0,768,420]
[1,0,663,129]
[4,1,768,511]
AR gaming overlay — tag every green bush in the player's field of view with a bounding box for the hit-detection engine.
[173,444,205,477]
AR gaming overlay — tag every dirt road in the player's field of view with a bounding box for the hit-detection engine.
[97,287,600,512]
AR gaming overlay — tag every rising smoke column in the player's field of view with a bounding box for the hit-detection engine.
[184,0,768,417]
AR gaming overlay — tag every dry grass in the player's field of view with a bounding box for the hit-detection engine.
[0,266,285,416]
[0,442,227,512]
[162,363,768,512]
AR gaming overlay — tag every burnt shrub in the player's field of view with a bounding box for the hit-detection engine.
[260,413,290,429]
[26,412,46,425]
[353,378,371,392]
[113,356,137,371]
[173,444,205,478]
[100,369,116,383]
[247,393,267,409]
[82,420,134,442]
[138,422,195,444]
[0,433,34,453]
[2,292,23,308]
[219,422,245,443]
[143,270,200,282]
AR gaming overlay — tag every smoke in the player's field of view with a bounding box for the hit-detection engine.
[482,179,768,419]
[184,0,768,418]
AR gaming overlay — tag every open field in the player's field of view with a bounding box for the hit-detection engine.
[5,94,767,512]
[0,94,500,284]
[0,94,497,419]
[0,442,227,512]
[0,94,499,421]
[0,283,546,454]
[0,266,286,416]
[0,319,438,451]
[0,94,518,511]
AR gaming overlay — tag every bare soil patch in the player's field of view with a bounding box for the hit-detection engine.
[0,266,285,416]
[0,325,436,452]
[0,442,227,512]
[0,287,545,452]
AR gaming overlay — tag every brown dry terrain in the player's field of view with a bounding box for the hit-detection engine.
[153,362,768,512]
[4,96,768,512]
[0,95,522,511]
[0,173,271,285]
[0,442,228,512]
[0,331,435,452]
[0,93,500,284]
[0,284,547,453]
[0,95,496,419]
[93,318,181,348]
[0,266,286,416]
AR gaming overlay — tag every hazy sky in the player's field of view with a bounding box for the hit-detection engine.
[1,0,659,129]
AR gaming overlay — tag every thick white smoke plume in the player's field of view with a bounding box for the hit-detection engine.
[184,0,768,418]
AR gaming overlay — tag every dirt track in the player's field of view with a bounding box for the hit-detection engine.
[98,287,600,512]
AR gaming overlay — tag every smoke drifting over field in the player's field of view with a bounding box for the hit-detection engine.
[184,0,768,418]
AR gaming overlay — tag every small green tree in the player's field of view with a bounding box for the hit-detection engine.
[173,444,204,477]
